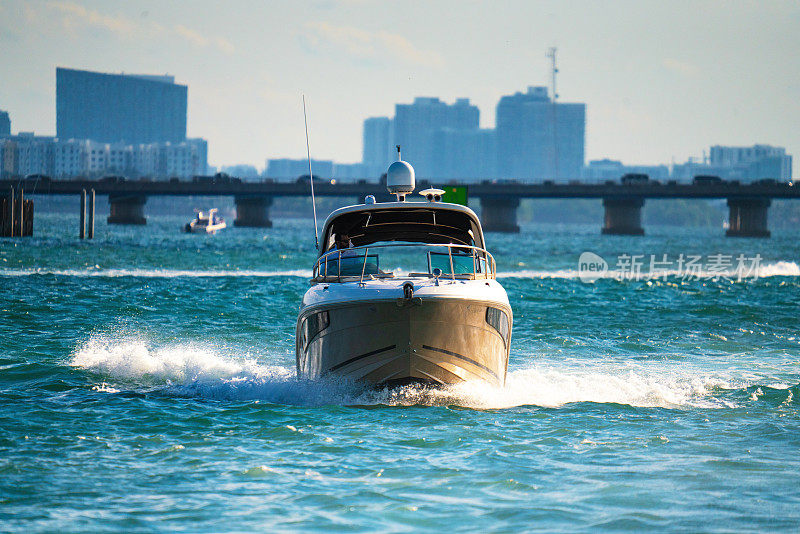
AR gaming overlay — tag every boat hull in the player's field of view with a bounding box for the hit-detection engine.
[185,222,227,234]
[296,296,511,387]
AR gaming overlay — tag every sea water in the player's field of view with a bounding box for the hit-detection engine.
[1,212,799,531]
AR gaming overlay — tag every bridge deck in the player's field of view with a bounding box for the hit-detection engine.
[2,179,798,200]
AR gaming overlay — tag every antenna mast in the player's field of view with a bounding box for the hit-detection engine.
[546,47,560,181]
[302,94,319,249]
[547,47,559,103]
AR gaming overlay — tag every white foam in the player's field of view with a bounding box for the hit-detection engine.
[758,261,800,277]
[71,335,743,409]
[4,261,796,281]
[71,335,283,383]
[498,261,800,280]
[432,367,736,409]
[1,268,312,278]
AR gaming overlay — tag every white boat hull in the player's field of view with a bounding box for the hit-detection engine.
[296,286,511,387]
[186,222,227,234]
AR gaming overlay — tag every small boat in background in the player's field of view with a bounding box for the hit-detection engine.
[184,209,227,234]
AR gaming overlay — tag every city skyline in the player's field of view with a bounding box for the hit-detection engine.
[2,72,790,182]
[1,1,799,178]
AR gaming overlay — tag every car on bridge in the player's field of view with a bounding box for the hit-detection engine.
[99,175,127,183]
[24,174,52,183]
[693,175,724,185]
[193,173,242,185]
[620,173,649,185]
[296,175,335,186]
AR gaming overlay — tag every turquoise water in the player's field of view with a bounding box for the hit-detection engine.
[2,212,800,532]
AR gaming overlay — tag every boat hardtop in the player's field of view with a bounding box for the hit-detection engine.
[317,201,486,255]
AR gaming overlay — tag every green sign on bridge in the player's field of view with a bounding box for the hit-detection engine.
[442,186,468,206]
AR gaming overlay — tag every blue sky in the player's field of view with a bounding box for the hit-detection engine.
[1,0,798,176]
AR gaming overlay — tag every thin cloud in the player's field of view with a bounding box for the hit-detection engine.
[214,37,235,55]
[663,58,699,77]
[175,24,208,48]
[303,21,443,68]
[175,24,235,55]
[48,0,137,36]
[45,1,234,55]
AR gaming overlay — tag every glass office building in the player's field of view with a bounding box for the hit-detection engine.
[56,67,187,144]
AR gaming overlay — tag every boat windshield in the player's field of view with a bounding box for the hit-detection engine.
[313,242,496,282]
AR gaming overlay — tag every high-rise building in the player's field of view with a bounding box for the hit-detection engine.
[0,133,55,177]
[362,117,392,177]
[1,134,206,179]
[0,111,10,136]
[709,144,792,180]
[186,138,209,176]
[496,86,585,180]
[709,144,786,168]
[582,159,670,182]
[392,97,479,177]
[431,128,497,180]
[671,145,792,182]
[56,67,187,144]
[332,162,368,181]
[53,139,86,178]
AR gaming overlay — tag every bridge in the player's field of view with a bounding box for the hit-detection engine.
[2,177,798,238]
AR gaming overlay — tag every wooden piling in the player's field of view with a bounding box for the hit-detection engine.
[88,189,95,239]
[80,189,86,239]
[22,197,33,236]
[9,187,14,238]
[16,188,24,238]
[0,191,8,237]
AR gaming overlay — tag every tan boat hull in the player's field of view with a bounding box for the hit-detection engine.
[296,297,511,387]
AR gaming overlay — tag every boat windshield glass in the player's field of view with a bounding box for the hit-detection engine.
[314,242,495,281]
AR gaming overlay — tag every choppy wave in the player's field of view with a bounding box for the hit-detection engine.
[0,268,312,278]
[70,335,772,410]
[498,261,800,280]
[4,261,798,280]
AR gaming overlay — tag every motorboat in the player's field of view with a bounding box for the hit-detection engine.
[184,209,226,234]
[295,156,512,387]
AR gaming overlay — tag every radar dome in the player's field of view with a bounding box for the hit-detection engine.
[386,160,415,199]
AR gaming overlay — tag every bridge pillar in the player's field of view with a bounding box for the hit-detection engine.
[108,195,147,225]
[602,198,644,236]
[726,197,770,238]
[480,197,520,233]
[234,196,273,227]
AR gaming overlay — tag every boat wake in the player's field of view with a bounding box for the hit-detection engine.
[497,261,800,280]
[0,268,312,278]
[4,261,798,280]
[70,334,796,410]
